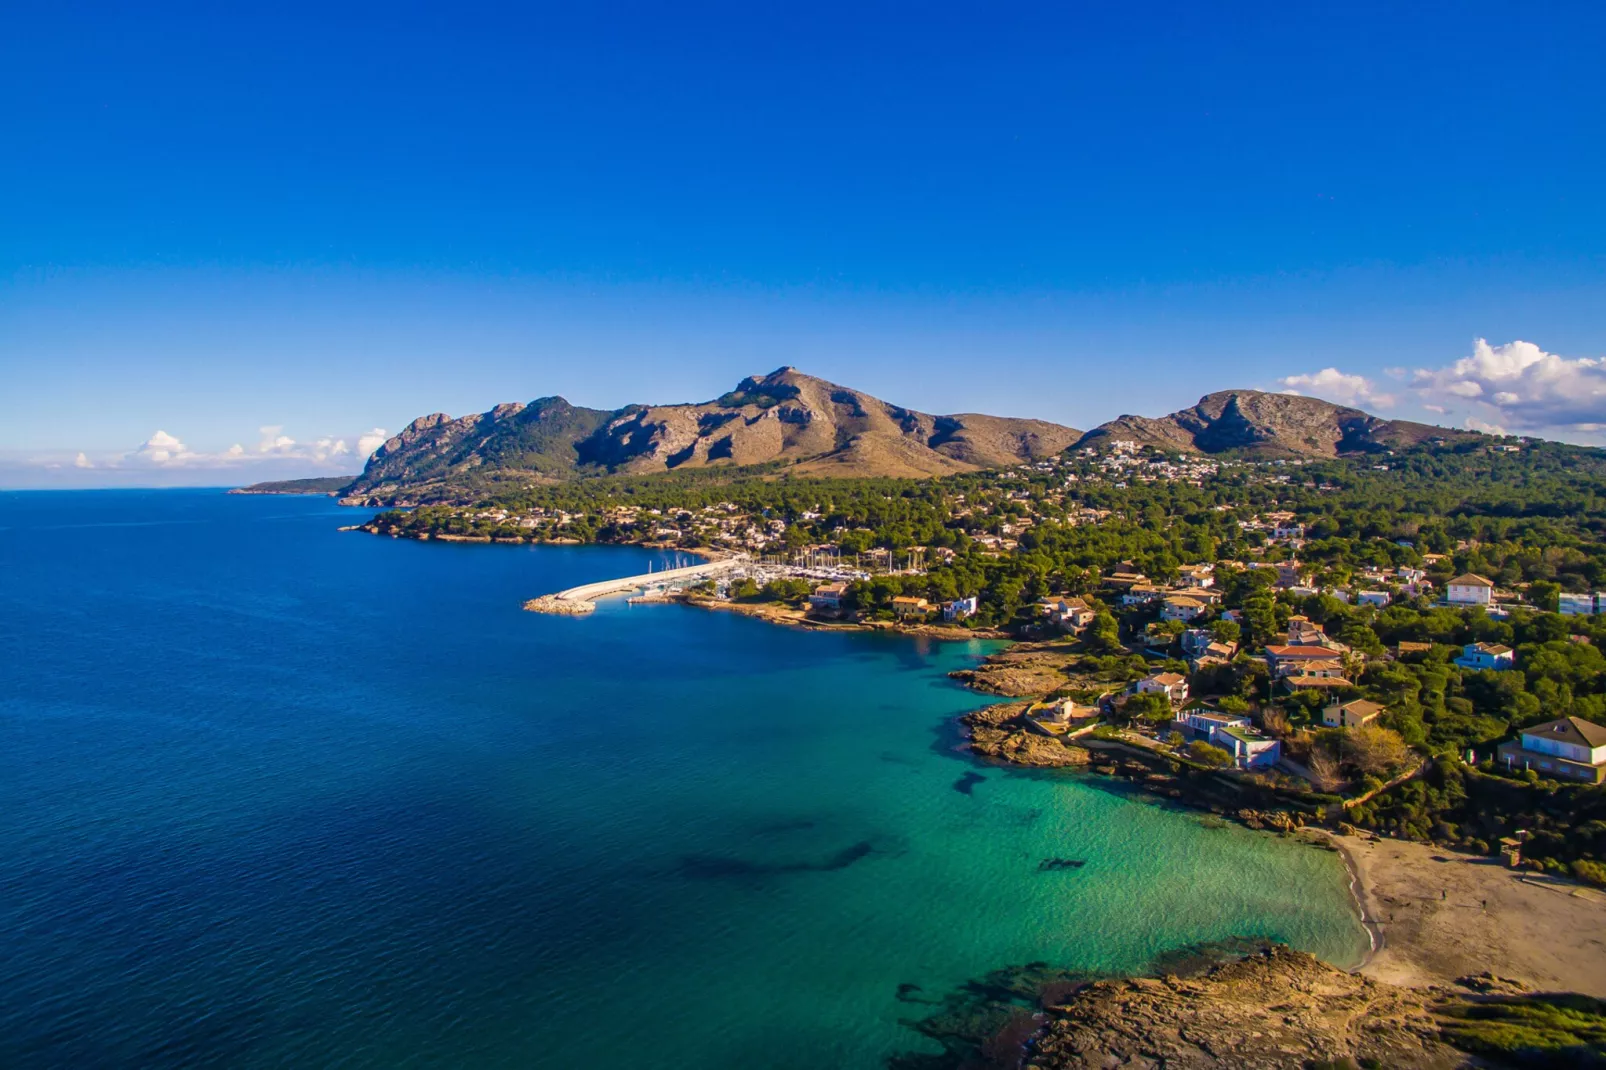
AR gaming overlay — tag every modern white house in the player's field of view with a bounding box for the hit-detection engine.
[1212,726,1281,769]
[1454,641,1515,671]
[941,596,979,622]
[1176,708,1250,735]
[1357,590,1391,607]
[1445,573,1495,606]
[1559,592,1599,617]
[1496,716,1606,783]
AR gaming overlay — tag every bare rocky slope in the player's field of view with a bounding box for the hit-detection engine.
[340,367,1081,503]
[1079,389,1482,458]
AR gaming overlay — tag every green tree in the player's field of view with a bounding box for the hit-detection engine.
[1186,741,1233,767]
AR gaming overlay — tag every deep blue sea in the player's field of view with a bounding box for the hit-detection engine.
[0,490,1367,1068]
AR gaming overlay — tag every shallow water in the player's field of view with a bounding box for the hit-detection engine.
[0,490,1368,1068]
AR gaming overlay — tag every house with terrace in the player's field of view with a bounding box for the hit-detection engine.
[1496,716,1606,783]
[1133,672,1189,705]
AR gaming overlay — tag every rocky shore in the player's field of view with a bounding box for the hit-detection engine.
[892,939,1604,1070]
[1025,945,1477,1069]
[962,703,1092,768]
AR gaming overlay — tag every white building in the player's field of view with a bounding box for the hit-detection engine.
[1357,590,1391,607]
[1445,573,1494,606]
[1559,593,1598,617]
[1133,672,1189,705]
[1211,726,1281,770]
[942,596,979,622]
[1497,717,1606,783]
[1160,595,1207,622]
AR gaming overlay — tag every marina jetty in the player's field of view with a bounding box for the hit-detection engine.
[524,555,745,615]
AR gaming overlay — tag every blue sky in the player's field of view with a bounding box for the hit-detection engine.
[4,1,1604,486]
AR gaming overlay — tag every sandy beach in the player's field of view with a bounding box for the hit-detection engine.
[1335,832,1606,997]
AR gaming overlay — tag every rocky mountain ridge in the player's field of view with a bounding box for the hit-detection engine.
[340,367,1083,503]
[247,373,1503,503]
[1080,389,1482,458]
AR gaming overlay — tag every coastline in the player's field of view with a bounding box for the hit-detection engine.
[353,528,1606,1002]
[955,705,1606,998]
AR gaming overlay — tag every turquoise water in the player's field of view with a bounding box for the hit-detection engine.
[0,491,1367,1068]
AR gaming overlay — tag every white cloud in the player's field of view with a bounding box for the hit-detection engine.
[256,426,298,454]
[104,422,383,473]
[1412,339,1606,434]
[1277,367,1397,409]
[10,422,386,488]
[356,428,389,458]
[128,430,196,466]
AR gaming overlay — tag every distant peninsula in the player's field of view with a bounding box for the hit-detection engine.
[229,476,355,496]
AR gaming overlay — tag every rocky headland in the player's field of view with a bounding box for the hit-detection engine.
[1025,946,1480,1069]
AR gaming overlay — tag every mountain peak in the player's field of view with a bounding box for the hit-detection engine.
[1081,389,1479,458]
[341,370,1081,503]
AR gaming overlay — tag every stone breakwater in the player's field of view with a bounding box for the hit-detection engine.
[523,595,596,615]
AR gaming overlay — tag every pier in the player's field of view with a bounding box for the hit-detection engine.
[524,555,745,615]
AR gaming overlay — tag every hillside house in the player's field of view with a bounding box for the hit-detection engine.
[1133,672,1189,705]
[1323,699,1385,729]
[1038,596,1094,632]
[1187,642,1237,672]
[1446,573,1495,606]
[1454,642,1515,671]
[809,583,848,614]
[1358,590,1391,607]
[1160,595,1206,622]
[1281,674,1354,692]
[1274,562,1310,589]
[1121,584,1168,606]
[1264,645,1346,679]
[941,596,979,622]
[1284,617,1347,651]
[1496,716,1606,783]
[890,596,931,620]
[1176,563,1216,588]
[1559,593,1599,617]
